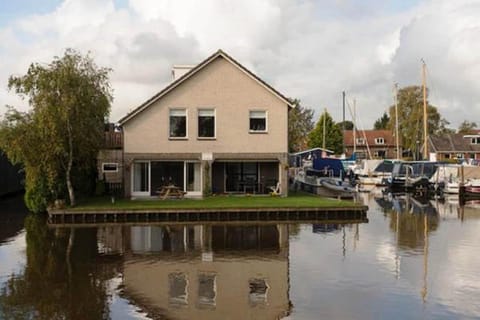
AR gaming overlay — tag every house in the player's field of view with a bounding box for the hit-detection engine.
[427,133,480,163]
[118,50,292,198]
[343,130,401,159]
[343,129,400,159]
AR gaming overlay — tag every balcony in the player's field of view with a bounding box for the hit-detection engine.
[104,131,123,149]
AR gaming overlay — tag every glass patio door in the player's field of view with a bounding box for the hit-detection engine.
[186,162,202,195]
[132,161,150,196]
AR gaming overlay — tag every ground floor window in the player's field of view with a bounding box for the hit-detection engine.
[133,160,202,196]
[211,161,279,194]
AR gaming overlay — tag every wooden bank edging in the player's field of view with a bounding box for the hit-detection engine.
[47,205,368,225]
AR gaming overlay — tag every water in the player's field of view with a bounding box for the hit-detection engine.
[1,192,480,320]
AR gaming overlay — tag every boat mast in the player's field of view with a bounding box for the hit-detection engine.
[322,108,326,152]
[422,60,428,160]
[394,83,400,159]
[353,99,357,155]
[342,91,346,155]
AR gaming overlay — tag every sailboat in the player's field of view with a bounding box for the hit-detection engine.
[385,60,439,195]
[293,109,357,199]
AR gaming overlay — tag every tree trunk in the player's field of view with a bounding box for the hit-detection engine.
[66,118,76,207]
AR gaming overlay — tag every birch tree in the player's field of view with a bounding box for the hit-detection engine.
[0,49,112,211]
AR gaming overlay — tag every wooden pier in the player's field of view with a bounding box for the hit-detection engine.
[47,206,368,226]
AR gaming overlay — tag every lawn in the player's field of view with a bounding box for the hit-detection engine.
[71,191,361,211]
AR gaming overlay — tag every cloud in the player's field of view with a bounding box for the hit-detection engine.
[0,0,479,129]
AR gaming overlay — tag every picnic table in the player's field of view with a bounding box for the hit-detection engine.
[157,185,186,200]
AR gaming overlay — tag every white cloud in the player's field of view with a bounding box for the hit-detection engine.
[0,0,479,129]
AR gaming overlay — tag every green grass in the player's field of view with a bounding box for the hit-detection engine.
[71,191,361,211]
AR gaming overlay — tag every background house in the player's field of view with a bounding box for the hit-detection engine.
[428,133,480,163]
[119,50,291,198]
[343,130,401,159]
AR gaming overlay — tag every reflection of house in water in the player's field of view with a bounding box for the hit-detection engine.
[312,224,341,234]
[98,224,291,320]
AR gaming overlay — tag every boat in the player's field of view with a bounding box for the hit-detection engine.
[385,161,438,195]
[462,179,480,198]
[355,159,396,188]
[294,157,356,199]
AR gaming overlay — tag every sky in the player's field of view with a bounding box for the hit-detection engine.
[1,0,479,129]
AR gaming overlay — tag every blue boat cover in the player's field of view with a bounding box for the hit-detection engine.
[312,158,346,178]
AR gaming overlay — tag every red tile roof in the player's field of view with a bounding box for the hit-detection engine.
[343,130,399,147]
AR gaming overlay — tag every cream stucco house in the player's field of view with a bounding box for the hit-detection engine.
[119,50,292,198]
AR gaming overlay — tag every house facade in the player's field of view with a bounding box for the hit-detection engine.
[343,130,401,159]
[119,50,291,198]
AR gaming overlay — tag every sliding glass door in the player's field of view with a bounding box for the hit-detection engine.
[132,161,150,196]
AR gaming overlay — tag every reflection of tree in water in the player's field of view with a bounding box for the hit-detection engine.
[0,215,116,319]
[388,211,439,251]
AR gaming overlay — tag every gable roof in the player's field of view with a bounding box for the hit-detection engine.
[118,49,293,125]
[429,133,480,153]
[343,130,399,146]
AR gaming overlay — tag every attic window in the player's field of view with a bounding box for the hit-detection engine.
[471,137,480,144]
[375,138,385,145]
[356,138,365,145]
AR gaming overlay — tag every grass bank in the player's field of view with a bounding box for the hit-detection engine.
[72,192,360,211]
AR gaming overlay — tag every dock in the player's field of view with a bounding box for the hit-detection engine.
[47,206,368,226]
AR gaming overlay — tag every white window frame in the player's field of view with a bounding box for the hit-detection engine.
[131,160,151,197]
[471,137,480,145]
[356,138,365,145]
[102,162,118,173]
[249,110,268,133]
[197,108,216,139]
[169,108,188,139]
[184,161,203,196]
[375,137,385,145]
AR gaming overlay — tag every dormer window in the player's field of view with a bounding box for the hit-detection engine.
[471,137,480,144]
[356,138,365,145]
[375,137,385,145]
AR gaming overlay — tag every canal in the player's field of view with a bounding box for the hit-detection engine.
[0,192,479,319]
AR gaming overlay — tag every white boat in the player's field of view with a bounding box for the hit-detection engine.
[294,166,356,199]
[356,159,395,187]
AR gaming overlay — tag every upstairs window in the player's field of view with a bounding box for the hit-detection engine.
[198,109,215,138]
[170,109,187,138]
[249,110,267,132]
[375,137,385,145]
[356,138,365,145]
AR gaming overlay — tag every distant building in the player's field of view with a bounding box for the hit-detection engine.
[427,133,480,162]
[343,130,401,159]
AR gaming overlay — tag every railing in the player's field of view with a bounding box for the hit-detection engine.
[104,132,122,149]
[105,182,123,196]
